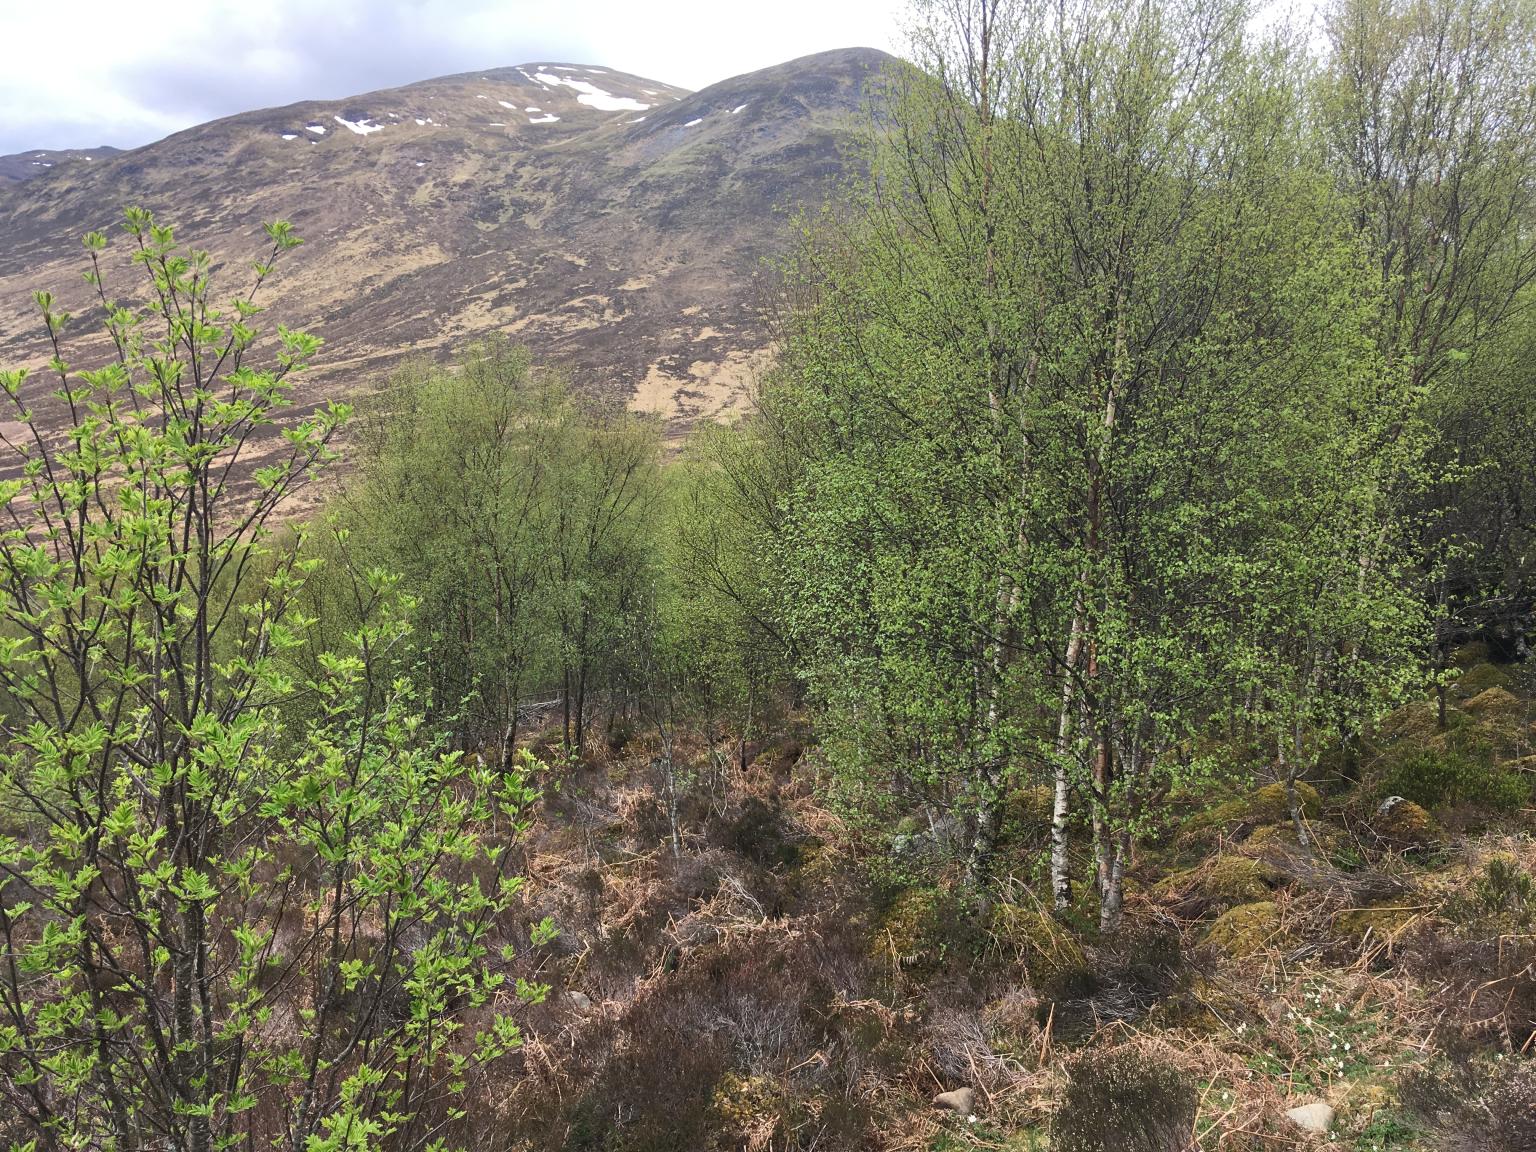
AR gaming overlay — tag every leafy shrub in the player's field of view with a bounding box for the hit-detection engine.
[0,211,543,1152]
[1477,855,1534,916]
[1446,854,1536,930]
[1374,747,1526,811]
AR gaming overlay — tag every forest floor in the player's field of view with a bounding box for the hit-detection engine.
[479,650,1535,1152]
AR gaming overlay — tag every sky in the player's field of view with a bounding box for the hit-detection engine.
[0,0,908,156]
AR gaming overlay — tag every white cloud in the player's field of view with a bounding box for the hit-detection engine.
[0,0,905,154]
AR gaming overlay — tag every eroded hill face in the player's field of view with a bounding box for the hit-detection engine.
[0,49,892,434]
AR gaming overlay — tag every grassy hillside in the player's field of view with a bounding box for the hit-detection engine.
[468,653,1533,1150]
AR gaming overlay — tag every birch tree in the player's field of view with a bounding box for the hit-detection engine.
[770,0,1420,925]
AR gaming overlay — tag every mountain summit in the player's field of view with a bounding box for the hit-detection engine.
[0,48,894,430]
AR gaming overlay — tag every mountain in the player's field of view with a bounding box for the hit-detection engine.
[0,146,122,186]
[0,49,892,432]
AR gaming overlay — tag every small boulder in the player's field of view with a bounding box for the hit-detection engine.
[1284,1101,1335,1134]
[566,990,593,1014]
[934,1087,976,1116]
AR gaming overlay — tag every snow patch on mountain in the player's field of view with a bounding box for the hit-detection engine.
[334,115,383,136]
[532,72,650,112]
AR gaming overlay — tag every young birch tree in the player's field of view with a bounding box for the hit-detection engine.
[772,0,1419,925]
[1320,0,1536,673]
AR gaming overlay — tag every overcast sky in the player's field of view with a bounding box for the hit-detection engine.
[0,0,908,155]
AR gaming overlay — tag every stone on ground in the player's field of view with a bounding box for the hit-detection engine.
[934,1087,975,1116]
[1285,1101,1335,1134]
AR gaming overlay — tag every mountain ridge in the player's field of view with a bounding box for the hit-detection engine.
[0,48,894,434]
[0,146,123,186]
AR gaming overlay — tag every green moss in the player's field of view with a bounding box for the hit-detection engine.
[1254,781,1322,821]
[1370,798,1436,847]
[1211,854,1281,901]
[1336,903,1418,941]
[1187,781,1322,842]
[1203,901,1282,956]
[1374,699,1468,746]
[1462,684,1525,719]
[1370,683,1532,791]
[1451,641,1492,668]
[1366,678,1532,811]
[877,884,990,973]
[1159,854,1278,910]
[1245,821,1341,856]
[992,900,1095,998]
[879,887,944,968]
[1462,687,1532,747]
[1452,662,1512,698]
